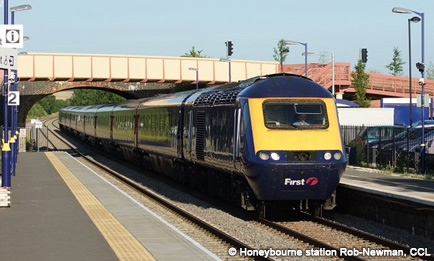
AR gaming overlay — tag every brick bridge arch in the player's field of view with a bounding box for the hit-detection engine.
[17,81,172,126]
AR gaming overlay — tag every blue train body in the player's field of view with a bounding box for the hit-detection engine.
[59,74,346,214]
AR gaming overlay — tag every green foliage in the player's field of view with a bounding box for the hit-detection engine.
[27,90,126,119]
[68,89,126,106]
[173,47,208,92]
[181,46,206,58]
[351,60,370,108]
[273,39,289,71]
[426,61,434,80]
[317,51,329,64]
[385,47,405,76]
[27,103,47,119]
[38,95,68,115]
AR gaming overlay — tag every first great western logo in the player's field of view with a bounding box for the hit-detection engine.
[284,177,319,186]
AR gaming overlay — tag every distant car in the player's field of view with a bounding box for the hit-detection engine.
[410,120,434,128]
[381,127,434,152]
[357,126,405,147]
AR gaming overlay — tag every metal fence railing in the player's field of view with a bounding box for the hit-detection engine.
[341,125,434,173]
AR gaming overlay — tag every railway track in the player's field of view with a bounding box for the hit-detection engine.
[42,118,433,260]
[43,118,271,260]
[257,215,430,261]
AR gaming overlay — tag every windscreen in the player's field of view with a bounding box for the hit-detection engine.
[263,99,328,129]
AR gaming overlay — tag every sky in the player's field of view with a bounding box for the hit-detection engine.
[3,0,434,75]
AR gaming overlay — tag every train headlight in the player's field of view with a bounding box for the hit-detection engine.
[333,152,342,160]
[270,152,280,161]
[259,152,270,160]
[324,152,332,160]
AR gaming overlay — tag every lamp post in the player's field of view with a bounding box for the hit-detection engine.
[393,7,425,174]
[2,0,11,188]
[285,40,308,77]
[331,53,335,97]
[219,58,232,83]
[407,16,421,127]
[189,68,198,90]
[10,5,32,23]
[9,4,31,177]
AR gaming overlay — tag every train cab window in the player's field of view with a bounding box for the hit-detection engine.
[263,100,328,129]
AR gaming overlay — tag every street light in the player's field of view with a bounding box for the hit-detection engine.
[393,7,426,174]
[407,16,421,127]
[189,67,198,90]
[10,4,31,23]
[219,58,232,83]
[9,4,32,178]
[285,40,308,77]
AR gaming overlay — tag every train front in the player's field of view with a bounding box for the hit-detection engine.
[238,75,346,206]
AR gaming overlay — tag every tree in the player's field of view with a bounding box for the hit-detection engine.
[27,95,70,119]
[181,46,206,58]
[38,95,64,115]
[352,60,370,107]
[173,47,208,92]
[273,39,289,72]
[27,103,47,119]
[317,51,329,64]
[386,47,405,76]
[68,89,125,106]
[426,61,434,80]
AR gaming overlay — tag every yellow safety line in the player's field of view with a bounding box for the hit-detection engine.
[45,152,155,261]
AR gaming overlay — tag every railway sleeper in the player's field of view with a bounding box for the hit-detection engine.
[257,199,326,219]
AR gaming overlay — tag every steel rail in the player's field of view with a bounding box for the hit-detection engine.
[46,119,271,261]
[47,118,433,261]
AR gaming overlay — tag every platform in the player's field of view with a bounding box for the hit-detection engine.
[0,152,220,261]
[341,166,434,207]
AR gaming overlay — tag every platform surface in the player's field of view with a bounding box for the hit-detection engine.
[341,166,434,207]
[0,152,219,261]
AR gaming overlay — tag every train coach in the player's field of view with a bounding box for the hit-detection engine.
[59,73,346,216]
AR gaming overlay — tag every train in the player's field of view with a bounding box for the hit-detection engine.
[59,73,346,216]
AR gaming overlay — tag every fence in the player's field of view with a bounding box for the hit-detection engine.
[26,125,51,152]
[1,124,51,152]
[341,125,434,173]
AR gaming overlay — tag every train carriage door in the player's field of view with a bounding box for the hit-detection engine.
[93,115,97,138]
[177,107,185,159]
[179,108,193,160]
[110,114,114,140]
[188,110,193,157]
[83,114,86,134]
[74,113,77,130]
[233,106,242,170]
[134,110,139,148]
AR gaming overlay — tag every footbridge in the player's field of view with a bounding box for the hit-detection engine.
[284,63,434,99]
[11,52,279,124]
[5,52,434,125]
[17,53,434,99]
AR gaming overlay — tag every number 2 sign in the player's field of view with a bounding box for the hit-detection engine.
[8,91,19,106]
